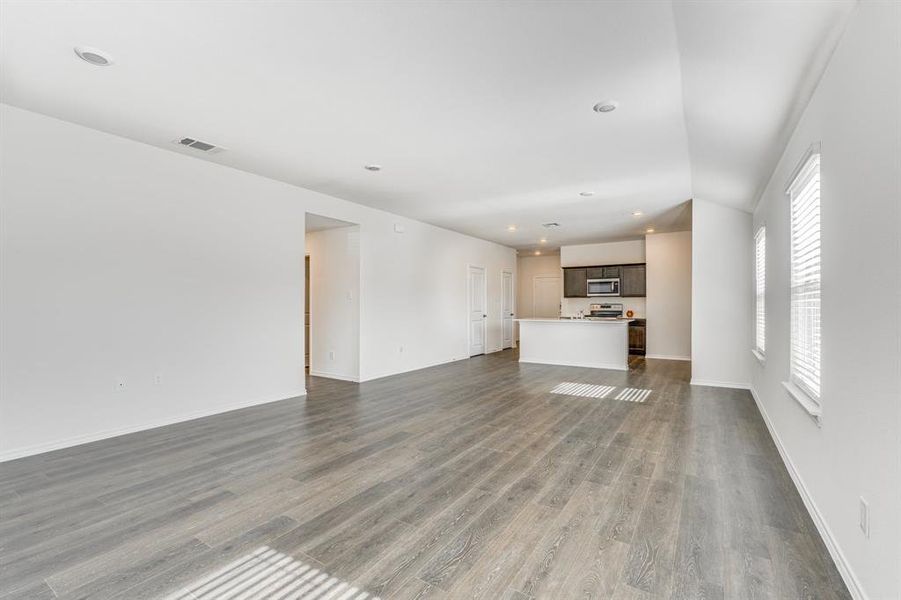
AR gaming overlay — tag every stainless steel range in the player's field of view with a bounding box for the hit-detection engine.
[587,303,623,319]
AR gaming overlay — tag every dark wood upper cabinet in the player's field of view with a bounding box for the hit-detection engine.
[563,263,647,298]
[621,264,646,297]
[563,268,587,297]
[585,267,622,280]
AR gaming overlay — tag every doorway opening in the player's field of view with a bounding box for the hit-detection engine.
[305,213,361,382]
[305,255,310,372]
[502,269,514,349]
[467,265,487,357]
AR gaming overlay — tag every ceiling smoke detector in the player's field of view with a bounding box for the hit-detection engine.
[74,46,114,67]
[363,164,382,172]
[542,222,560,229]
[173,137,225,154]
[579,191,594,197]
[593,100,619,113]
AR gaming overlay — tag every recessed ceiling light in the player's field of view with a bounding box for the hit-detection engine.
[646,228,655,233]
[632,211,644,217]
[593,100,618,113]
[363,164,381,172]
[507,225,517,232]
[539,238,547,244]
[74,46,114,67]
[534,250,541,256]
[579,191,594,197]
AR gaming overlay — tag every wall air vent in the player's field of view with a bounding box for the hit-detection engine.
[173,137,225,154]
[542,222,560,228]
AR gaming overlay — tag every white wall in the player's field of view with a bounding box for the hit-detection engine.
[750,3,900,598]
[516,254,562,319]
[645,231,691,360]
[367,221,515,377]
[307,226,360,381]
[515,254,562,339]
[560,239,645,267]
[559,239,648,317]
[0,104,515,460]
[691,199,752,387]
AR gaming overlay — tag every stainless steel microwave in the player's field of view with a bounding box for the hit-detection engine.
[587,278,620,296]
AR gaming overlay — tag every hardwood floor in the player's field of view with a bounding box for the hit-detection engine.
[0,351,850,599]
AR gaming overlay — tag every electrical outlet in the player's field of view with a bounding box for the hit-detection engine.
[329,350,335,360]
[859,497,870,538]
[153,373,163,385]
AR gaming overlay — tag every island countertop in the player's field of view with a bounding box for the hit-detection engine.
[515,317,634,324]
[516,317,632,370]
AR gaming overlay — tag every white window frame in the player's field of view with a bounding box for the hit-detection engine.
[753,225,766,362]
[782,142,822,423]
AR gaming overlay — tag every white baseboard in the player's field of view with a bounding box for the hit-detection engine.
[518,358,628,371]
[360,346,517,383]
[309,370,360,382]
[0,389,307,463]
[749,387,867,600]
[645,354,692,361]
[690,378,750,390]
[360,356,468,383]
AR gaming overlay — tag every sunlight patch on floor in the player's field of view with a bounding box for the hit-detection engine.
[550,382,616,398]
[163,545,377,600]
[551,382,652,403]
[614,387,652,403]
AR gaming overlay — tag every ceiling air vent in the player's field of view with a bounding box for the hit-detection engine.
[542,222,560,228]
[174,137,225,154]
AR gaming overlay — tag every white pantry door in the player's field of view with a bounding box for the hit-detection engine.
[533,276,561,317]
[468,265,487,356]
[502,270,514,349]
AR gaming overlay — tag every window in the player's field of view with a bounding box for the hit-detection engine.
[754,226,766,358]
[787,147,821,404]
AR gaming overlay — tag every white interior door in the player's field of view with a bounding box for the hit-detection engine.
[533,276,561,318]
[468,265,487,356]
[502,270,514,349]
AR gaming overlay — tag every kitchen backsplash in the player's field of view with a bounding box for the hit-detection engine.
[561,297,646,318]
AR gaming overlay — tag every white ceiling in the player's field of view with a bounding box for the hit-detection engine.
[673,0,854,213]
[0,0,854,250]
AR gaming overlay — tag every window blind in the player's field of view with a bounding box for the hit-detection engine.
[788,152,821,401]
[754,226,766,355]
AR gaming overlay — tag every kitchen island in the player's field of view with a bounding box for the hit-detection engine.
[516,318,633,371]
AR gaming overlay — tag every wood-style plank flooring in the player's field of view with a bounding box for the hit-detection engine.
[0,351,850,599]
